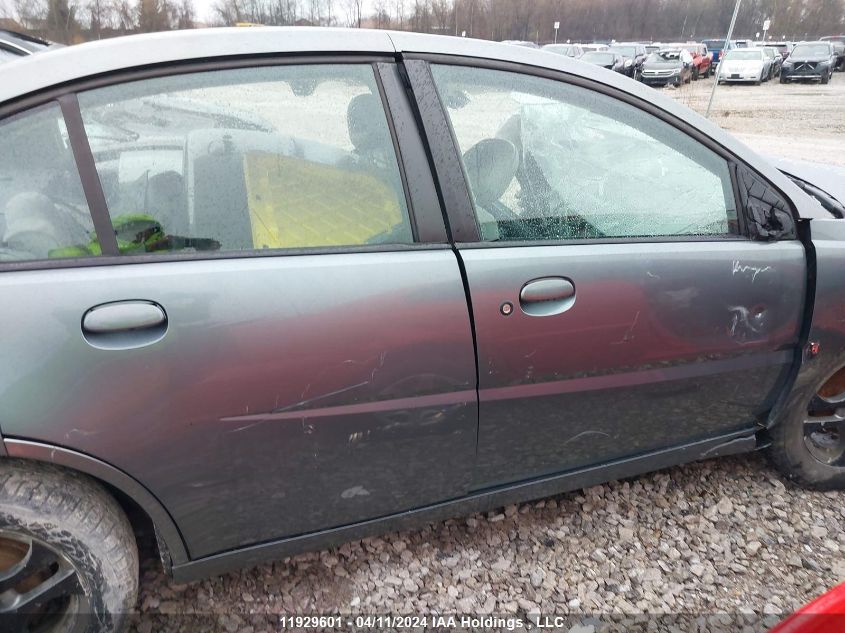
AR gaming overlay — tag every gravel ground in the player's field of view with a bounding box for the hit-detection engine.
[131,453,845,632]
[130,72,845,633]
[665,73,845,166]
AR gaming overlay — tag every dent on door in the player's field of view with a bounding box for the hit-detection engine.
[0,250,477,557]
[464,240,806,488]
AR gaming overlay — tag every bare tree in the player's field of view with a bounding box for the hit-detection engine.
[175,0,192,27]
[342,0,360,26]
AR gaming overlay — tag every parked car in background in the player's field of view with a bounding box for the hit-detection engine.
[608,42,648,79]
[734,38,752,48]
[3,27,845,633]
[641,48,694,86]
[702,38,735,63]
[667,42,711,79]
[581,43,609,52]
[762,46,783,78]
[501,40,539,48]
[820,37,845,71]
[0,29,58,64]
[645,43,662,54]
[542,43,584,58]
[580,50,626,73]
[717,48,771,84]
[768,41,795,60]
[781,41,837,84]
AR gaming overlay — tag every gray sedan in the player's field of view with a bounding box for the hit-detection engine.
[1,27,845,632]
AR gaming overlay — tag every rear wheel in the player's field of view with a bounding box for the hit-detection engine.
[768,366,845,489]
[0,460,138,632]
[822,71,830,84]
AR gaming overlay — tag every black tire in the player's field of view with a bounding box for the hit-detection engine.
[692,67,699,81]
[0,459,138,632]
[822,72,830,85]
[768,369,845,490]
[780,75,787,83]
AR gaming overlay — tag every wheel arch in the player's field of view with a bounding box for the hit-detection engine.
[2,438,189,569]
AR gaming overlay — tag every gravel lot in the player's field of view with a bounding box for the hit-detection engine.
[665,74,845,166]
[130,72,845,633]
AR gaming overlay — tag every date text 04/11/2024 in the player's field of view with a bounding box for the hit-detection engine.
[278,615,533,630]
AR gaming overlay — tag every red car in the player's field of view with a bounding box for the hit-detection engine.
[668,42,713,79]
[769,582,845,633]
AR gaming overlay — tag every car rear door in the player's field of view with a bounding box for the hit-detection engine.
[409,59,806,489]
[0,60,477,558]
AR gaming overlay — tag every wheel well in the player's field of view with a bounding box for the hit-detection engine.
[98,480,165,573]
[818,365,845,398]
[2,439,188,570]
[0,456,167,574]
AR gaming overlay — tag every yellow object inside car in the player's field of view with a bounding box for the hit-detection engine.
[243,152,403,249]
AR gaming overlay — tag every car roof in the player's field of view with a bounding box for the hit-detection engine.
[0,29,51,54]
[0,26,829,219]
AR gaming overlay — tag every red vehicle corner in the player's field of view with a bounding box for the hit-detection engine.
[769,582,845,633]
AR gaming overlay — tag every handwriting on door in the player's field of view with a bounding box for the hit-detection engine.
[732,260,772,282]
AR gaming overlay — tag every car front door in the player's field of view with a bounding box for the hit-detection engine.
[0,61,477,558]
[415,61,806,489]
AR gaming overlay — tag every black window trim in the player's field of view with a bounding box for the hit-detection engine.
[402,52,798,247]
[57,93,120,256]
[0,53,450,272]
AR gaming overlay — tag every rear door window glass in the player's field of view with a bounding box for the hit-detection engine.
[77,64,412,254]
[0,103,96,261]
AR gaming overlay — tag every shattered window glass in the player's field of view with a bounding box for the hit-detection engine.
[430,65,739,242]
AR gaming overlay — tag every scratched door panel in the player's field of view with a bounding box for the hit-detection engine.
[0,251,477,557]
[462,240,805,488]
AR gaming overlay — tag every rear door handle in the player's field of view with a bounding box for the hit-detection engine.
[82,301,167,349]
[519,277,576,317]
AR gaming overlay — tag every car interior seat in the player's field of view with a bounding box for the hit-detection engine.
[460,138,519,241]
[347,93,393,168]
[2,191,92,260]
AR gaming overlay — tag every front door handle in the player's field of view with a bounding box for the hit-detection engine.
[82,301,167,349]
[519,277,576,317]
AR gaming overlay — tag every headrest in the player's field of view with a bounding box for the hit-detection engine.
[462,138,519,209]
[347,93,386,154]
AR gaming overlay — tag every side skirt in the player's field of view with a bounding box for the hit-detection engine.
[172,428,757,583]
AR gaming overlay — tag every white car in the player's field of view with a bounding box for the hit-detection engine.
[717,47,770,84]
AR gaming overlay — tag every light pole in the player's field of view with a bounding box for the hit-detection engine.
[554,21,559,44]
[706,0,742,118]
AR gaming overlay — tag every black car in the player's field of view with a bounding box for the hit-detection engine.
[0,29,57,63]
[781,41,837,84]
[640,49,693,87]
[580,50,626,73]
[820,36,845,71]
[608,42,648,79]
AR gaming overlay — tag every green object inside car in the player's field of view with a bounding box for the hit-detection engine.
[48,214,170,258]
